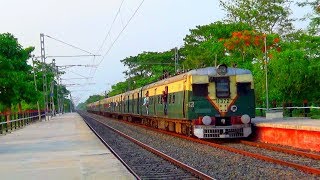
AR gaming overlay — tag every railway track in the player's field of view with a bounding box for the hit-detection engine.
[80,112,213,180]
[239,140,320,160]
[82,112,320,179]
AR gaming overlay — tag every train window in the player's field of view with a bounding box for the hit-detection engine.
[215,77,230,98]
[192,84,208,96]
[237,82,251,96]
[169,94,172,104]
[172,94,175,104]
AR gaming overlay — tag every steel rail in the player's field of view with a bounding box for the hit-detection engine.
[239,140,320,160]
[89,113,320,175]
[80,113,141,180]
[84,113,214,180]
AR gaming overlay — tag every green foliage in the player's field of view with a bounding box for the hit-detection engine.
[0,33,39,109]
[106,50,177,96]
[121,50,175,82]
[85,95,104,104]
[268,31,320,103]
[32,59,69,110]
[298,0,320,35]
[76,102,86,110]
[181,21,253,69]
[219,0,294,34]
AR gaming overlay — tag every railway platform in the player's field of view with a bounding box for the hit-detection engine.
[0,113,134,180]
[251,117,320,152]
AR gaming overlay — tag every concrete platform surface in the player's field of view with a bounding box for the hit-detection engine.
[252,117,320,131]
[0,113,135,180]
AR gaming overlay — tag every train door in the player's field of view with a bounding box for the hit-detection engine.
[154,88,157,115]
[132,94,134,113]
[120,95,122,113]
[164,86,168,116]
[127,95,130,113]
[183,81,186,118]
[137,93,140,114]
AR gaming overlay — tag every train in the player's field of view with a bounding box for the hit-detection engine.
[87,64,255,138]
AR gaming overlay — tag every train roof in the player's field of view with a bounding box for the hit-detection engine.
[89,66,252,104]
[143,66,252,88]
[187,67,252,76]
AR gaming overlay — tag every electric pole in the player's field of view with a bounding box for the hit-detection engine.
[56,65,61,115]
[40,33,49,120]
[264,35,269,111]
[174,47,179,73]
[69,94,73,113]
[32,56,41,121]
[50,59,56,116]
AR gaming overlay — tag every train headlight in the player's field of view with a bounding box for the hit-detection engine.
[231,105,237,112]
[202,116,212,125]
[217,64,228,75]
[241,114,250,124]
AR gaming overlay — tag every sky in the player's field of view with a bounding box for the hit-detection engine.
[0,0,310,105]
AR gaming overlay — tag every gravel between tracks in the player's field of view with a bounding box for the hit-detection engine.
[83,112,320,180]
[82,114,199,179]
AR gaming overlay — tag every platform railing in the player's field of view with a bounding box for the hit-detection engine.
[256,106,320,118]
[0,110,46,135]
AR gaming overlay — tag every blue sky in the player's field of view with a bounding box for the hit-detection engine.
[0,0,310,104]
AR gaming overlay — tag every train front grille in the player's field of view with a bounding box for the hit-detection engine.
[203,128,244,138]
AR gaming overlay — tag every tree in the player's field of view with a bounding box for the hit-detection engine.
[120,50,176,87]
[219,0,294,35]
[268,31,320,103]
[298,0,320,35]
[0,33,38,115]
[221,30,281,68]
[76,102,87,110]
[32,59,70,112]
[181,21,253,69]
[85,95,104,104]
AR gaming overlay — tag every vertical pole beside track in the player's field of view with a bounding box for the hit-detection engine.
[174,47,179,73]
[70,94,73,113]
[32,57,41,121]
[264,35,269,111]
[40,33,49,121]
[56,66,62,115]
[50,59,56,116]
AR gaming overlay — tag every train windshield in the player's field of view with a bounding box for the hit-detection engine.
[192,84,208,96]
[215,77,230,98]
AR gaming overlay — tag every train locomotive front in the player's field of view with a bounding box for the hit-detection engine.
[188,64,255,138]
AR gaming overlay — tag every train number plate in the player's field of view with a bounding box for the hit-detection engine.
[188,102,194,107]
[216,99,230,104]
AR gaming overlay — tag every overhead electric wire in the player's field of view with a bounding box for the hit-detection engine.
[94,0,145,74]
[46,55,99,58]
[66,69,92,79]
[90,0,125,76]
[45,35,95,55]
[61,77,93,80]
[95,0,125,55]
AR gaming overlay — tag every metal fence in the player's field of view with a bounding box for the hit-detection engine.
[256,106,320,118]
[0,110,45,135]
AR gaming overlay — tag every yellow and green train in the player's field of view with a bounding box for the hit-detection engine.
[87,64,255,138]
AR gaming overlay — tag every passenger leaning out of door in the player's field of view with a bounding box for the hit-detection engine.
[143,91,149,115]
[161,90,168,115]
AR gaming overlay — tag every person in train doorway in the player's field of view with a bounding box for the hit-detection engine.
[162,89,168,115]
[143,91,149,115]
